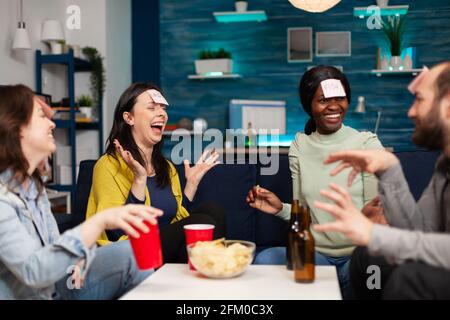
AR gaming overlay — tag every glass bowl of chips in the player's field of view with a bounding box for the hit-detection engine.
[187,239,256,279]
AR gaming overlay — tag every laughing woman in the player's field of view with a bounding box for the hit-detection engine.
[0,85,162,299]
[246,66,385,299]
[86,83,226,263]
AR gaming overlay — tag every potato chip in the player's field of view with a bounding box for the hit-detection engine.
[188,240,255,278]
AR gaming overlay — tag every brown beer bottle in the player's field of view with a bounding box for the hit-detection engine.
[292,205,315,283]
[287,199,301,270]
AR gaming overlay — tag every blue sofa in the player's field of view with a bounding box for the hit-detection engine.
[56,150,440,252]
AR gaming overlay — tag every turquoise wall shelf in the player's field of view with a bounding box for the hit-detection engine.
[353,5,409,19]
[213,11,267,23]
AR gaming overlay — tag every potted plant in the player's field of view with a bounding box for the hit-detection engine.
[235,0,248,12]
[381,16,405,70]
[77,94,93,119]
[82,47,105,119]
[195,48,233,75]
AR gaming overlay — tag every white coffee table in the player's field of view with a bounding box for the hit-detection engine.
[120,264,341,300]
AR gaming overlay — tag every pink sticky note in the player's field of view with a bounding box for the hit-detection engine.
[36,97,54,119]
[320,79,346,98]
[147,89,169,106]
[407,66,429,94]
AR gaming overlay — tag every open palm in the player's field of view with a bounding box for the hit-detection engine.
[113,139,147,179]
[184,149,220,185]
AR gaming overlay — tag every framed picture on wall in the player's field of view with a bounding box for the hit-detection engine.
[316,31,351,57]
[287,27,313,63]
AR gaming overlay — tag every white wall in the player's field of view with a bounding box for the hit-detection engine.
[0,0,132,182]
[63,0,107,160]
[0,0,68,100]
[65,0,132,158]
[105,0,132,137]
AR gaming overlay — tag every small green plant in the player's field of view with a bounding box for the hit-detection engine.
[77,94,93,107]
[198,48,232,60]
[82,47,105,108]
[381,16,406,56]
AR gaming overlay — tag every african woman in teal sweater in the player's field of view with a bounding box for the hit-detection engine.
[246,66,386,299]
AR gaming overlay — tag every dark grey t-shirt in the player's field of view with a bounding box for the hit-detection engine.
[368,155,450,269]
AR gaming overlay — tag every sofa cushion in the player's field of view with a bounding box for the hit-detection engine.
[395,150,440,200]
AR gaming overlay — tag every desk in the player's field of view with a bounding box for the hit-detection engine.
[120,264,341,300]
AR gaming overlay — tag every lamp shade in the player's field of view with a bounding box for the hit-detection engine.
[288,0,341,13]
[41,19,64,41]
[13,22,31,50]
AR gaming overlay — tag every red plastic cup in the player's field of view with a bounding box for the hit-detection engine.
[183,224,215,270]
[129,221,163,270]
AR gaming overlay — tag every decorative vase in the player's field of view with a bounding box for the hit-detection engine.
[403,54,413,70]
[193,118,208,133]
[380,56,389,70]
[49,42,62,54]
[355,96,366,113]
[79,106,92,119]
[376,0,389,7]
[195,58,233,75]
[390,56,402,70]
[235,1,248,12]
[72,45,81,58]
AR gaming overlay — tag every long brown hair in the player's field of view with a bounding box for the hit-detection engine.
[105,83,170,187]
[0,84,44,190]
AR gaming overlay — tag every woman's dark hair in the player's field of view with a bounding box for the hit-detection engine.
[299,66,351,135]
[0,84,44,191]
[106,82,170,188]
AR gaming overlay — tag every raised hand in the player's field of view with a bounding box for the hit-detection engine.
[184,148,220,187]
[113,139,147,180]
[313,183,373,246]
[246,186,283,215]
[324,149,399,187]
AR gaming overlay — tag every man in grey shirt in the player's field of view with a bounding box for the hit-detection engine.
[313,62,450,299]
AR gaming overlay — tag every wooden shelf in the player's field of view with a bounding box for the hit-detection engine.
[213,10,267,23]
[38,51,93,72]
[371,69,422,77]
[353,5,409,18]
[188,74,242,80]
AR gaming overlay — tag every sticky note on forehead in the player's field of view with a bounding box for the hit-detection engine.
[320,79,346,98]
[146,89,169,106]
[407,66,429,94]
[36,96,54,119]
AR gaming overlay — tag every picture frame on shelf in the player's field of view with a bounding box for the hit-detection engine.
[287,27,313,63]
[316,31,352,57]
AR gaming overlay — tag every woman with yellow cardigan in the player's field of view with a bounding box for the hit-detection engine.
[86,83,226,263]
